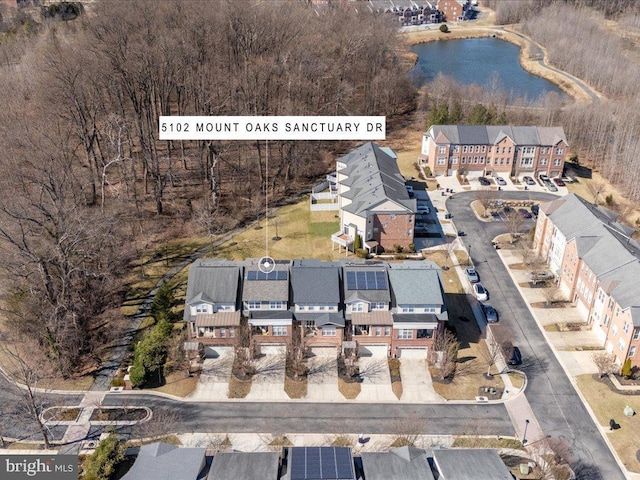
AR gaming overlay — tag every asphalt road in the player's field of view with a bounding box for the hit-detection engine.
[447,191,625,480]
[101,395,514,436]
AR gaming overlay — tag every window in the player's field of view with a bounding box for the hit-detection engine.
[398,329,413,339]
[480,157,485,164]
[474,157,479,164]
[196,304,208,313]
[270,301,284,310]
[451,157,458,164]
[475,145,480,152]
[481,145,486,152]
[384,326,391,336]
[461,157,466,164]
[407,229,412,237]
[554,159,562,166]
[371,302,386,310]
[634,329,640,340]
[220,328,227,338]
[612,325,618,336]
[273,326,287,336]
[618,338,625,351]
[247,301,260,310]
[623,321,630,334]
[540,158,547,165]
[322,326,337,336]
[439,146,446,154]
[390,214,396,220]
[437,157,446,165]
[556,147,563,155]
[375,326,382,336]
[463,146,468,153]
[402,306,415,313]
[318,305,326,311]
[630,346,637,357]
[352,303,365,313]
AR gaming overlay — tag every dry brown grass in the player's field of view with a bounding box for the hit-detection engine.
[508,372,525,390]
[575,375,640,473]
[391,381,403,400]
[284,376,307,399]
[338,378,361,399]
[422,249,464,294]
[228,375,253,399]
[147,371,199,398]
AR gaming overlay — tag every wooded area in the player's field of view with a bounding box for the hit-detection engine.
[0,0,415,376]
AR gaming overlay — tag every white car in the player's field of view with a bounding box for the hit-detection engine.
[473,283,488,301]
[417,204,431,214]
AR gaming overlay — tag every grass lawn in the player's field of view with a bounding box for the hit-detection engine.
[147,371,199,398]
[213,198,341,262]
[338,378,361,399]
[432,292,505,400]
[576,374,640,473]
[508,372,525,390]
[284,376,307,399]
[228,375,253,399]
[452,437,523,449]
[421,250,464,294]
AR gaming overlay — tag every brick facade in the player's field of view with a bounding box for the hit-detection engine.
[372,213,413,251]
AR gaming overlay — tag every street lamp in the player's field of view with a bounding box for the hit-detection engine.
[522,419,530,445]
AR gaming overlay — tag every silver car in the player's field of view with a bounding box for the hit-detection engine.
[483,305,498,323]
[465,267,479,283]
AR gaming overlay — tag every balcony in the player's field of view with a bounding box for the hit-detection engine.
[331,232,353,250]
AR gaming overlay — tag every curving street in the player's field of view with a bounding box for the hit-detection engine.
[447,191,625,480]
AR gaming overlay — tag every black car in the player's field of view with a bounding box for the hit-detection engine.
[531,204,539,216]
[478,177,491,186]
[518,208,532,219]
[508,347,522,366]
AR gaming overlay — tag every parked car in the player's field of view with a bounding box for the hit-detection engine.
[495,176,507,186]
[522,176,536,186]
[508,346,522,366]
[531,204,539,216]
[473,283,488,301]
[528,271,554,283]
[465,267,479,283]
[406,185,414,195]
[518,208,532,219]
[553,177,565,187]
[417,204,431,214]
[546,181,558,192]
[539,173,550,183]
[483,305,498,323]
[478,177,491,186]
[457,230,466,237]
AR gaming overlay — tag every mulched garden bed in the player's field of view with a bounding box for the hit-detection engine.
[90,408,148,422]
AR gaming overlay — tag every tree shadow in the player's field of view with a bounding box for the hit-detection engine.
[357,358,388,380]
[253,355,286,379]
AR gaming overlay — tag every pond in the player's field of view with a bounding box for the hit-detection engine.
[410,37,567,103]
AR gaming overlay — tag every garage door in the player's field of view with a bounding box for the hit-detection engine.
[358,344,389,357]
[204,346,233,358]
[398,348,427,359]
[310,346,337,357]
[258,344,286,356]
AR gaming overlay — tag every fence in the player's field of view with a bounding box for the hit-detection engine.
[310,192,339,211]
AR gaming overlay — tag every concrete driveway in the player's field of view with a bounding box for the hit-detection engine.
[245,354,287,401]
[399,360,444,403]
[305,356,341,402]
[358,357,397,402]
[190,354,234,400]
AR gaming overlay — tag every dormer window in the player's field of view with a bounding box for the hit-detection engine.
[196,304,208,314]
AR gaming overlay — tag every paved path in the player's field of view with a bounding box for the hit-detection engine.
[305,356,341,402]
[400,360,444,403]
[358,357,397,403]
[245,355,287,401]
[58,392,106,454]
[189,356,233,401]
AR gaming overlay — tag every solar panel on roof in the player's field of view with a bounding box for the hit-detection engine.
[346,270,387,290]
[247,271,257,280]
[247,270,287,281]
[346,271,357,290]
[307,447,321,479]
[375,271,386,289]
[335,448,354,479]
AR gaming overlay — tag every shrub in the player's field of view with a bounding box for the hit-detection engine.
[130,318,173,387]
[151,283,176,323]
[83,435,125,480]
[621,358,633,378]
[354,234,362,251]
[394,245,404,254]
[569,154,579,164]
[110,378,125,387]
[439,24,449,33]
[356,248,369,259]
[605,194,613,206]
[408,243,416,253]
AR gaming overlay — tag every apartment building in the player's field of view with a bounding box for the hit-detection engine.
[332,142,416,254]
[436,0,470,22]
[420,125,568,179]
[534,194,640,366]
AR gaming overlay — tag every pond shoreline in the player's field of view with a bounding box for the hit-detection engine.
[402,25,597,105]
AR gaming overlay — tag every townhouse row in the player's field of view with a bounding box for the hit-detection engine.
[535,193,640,367]
[183,258,448,359]
[420,125,569,179]
[123,442,514,480]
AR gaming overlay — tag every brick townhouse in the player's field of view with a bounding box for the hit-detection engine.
[420,125,568,180]
[535,193,640,367]
[332,142,416,254]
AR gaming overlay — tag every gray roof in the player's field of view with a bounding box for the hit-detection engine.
[361,447,434,480]
[295,312,345,327]
[249,310,293,320]
[342,264,391,304]
[241,258,290,303]
[121,443,206,480]
[291,259,341,305]
[184,260,241,319]
[428,125,568,147]
[338,142,416,217]
[431,448,512,480]
[387,262,445,307]
[207,452,279,480]
[393,313,440,324]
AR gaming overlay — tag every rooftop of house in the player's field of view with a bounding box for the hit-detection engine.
[361,446,435,480]
[283,447,355,480]
[387,262,445,307]
[337,142,416,216]
[121,442,206,480]
[184,260,241,319]
[342,263,391,304]
[207,452,279,480]
[241,258,290,303]
[291,259,342,305]
[430,448,512,480]
[426,125,568,147]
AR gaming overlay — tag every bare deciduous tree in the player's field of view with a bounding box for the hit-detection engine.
[431,329,459,380]
[505,210,525,243]
[591,351,617,378]
[475,187,498,217]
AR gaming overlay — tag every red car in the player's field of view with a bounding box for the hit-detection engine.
[553,178,565,187]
